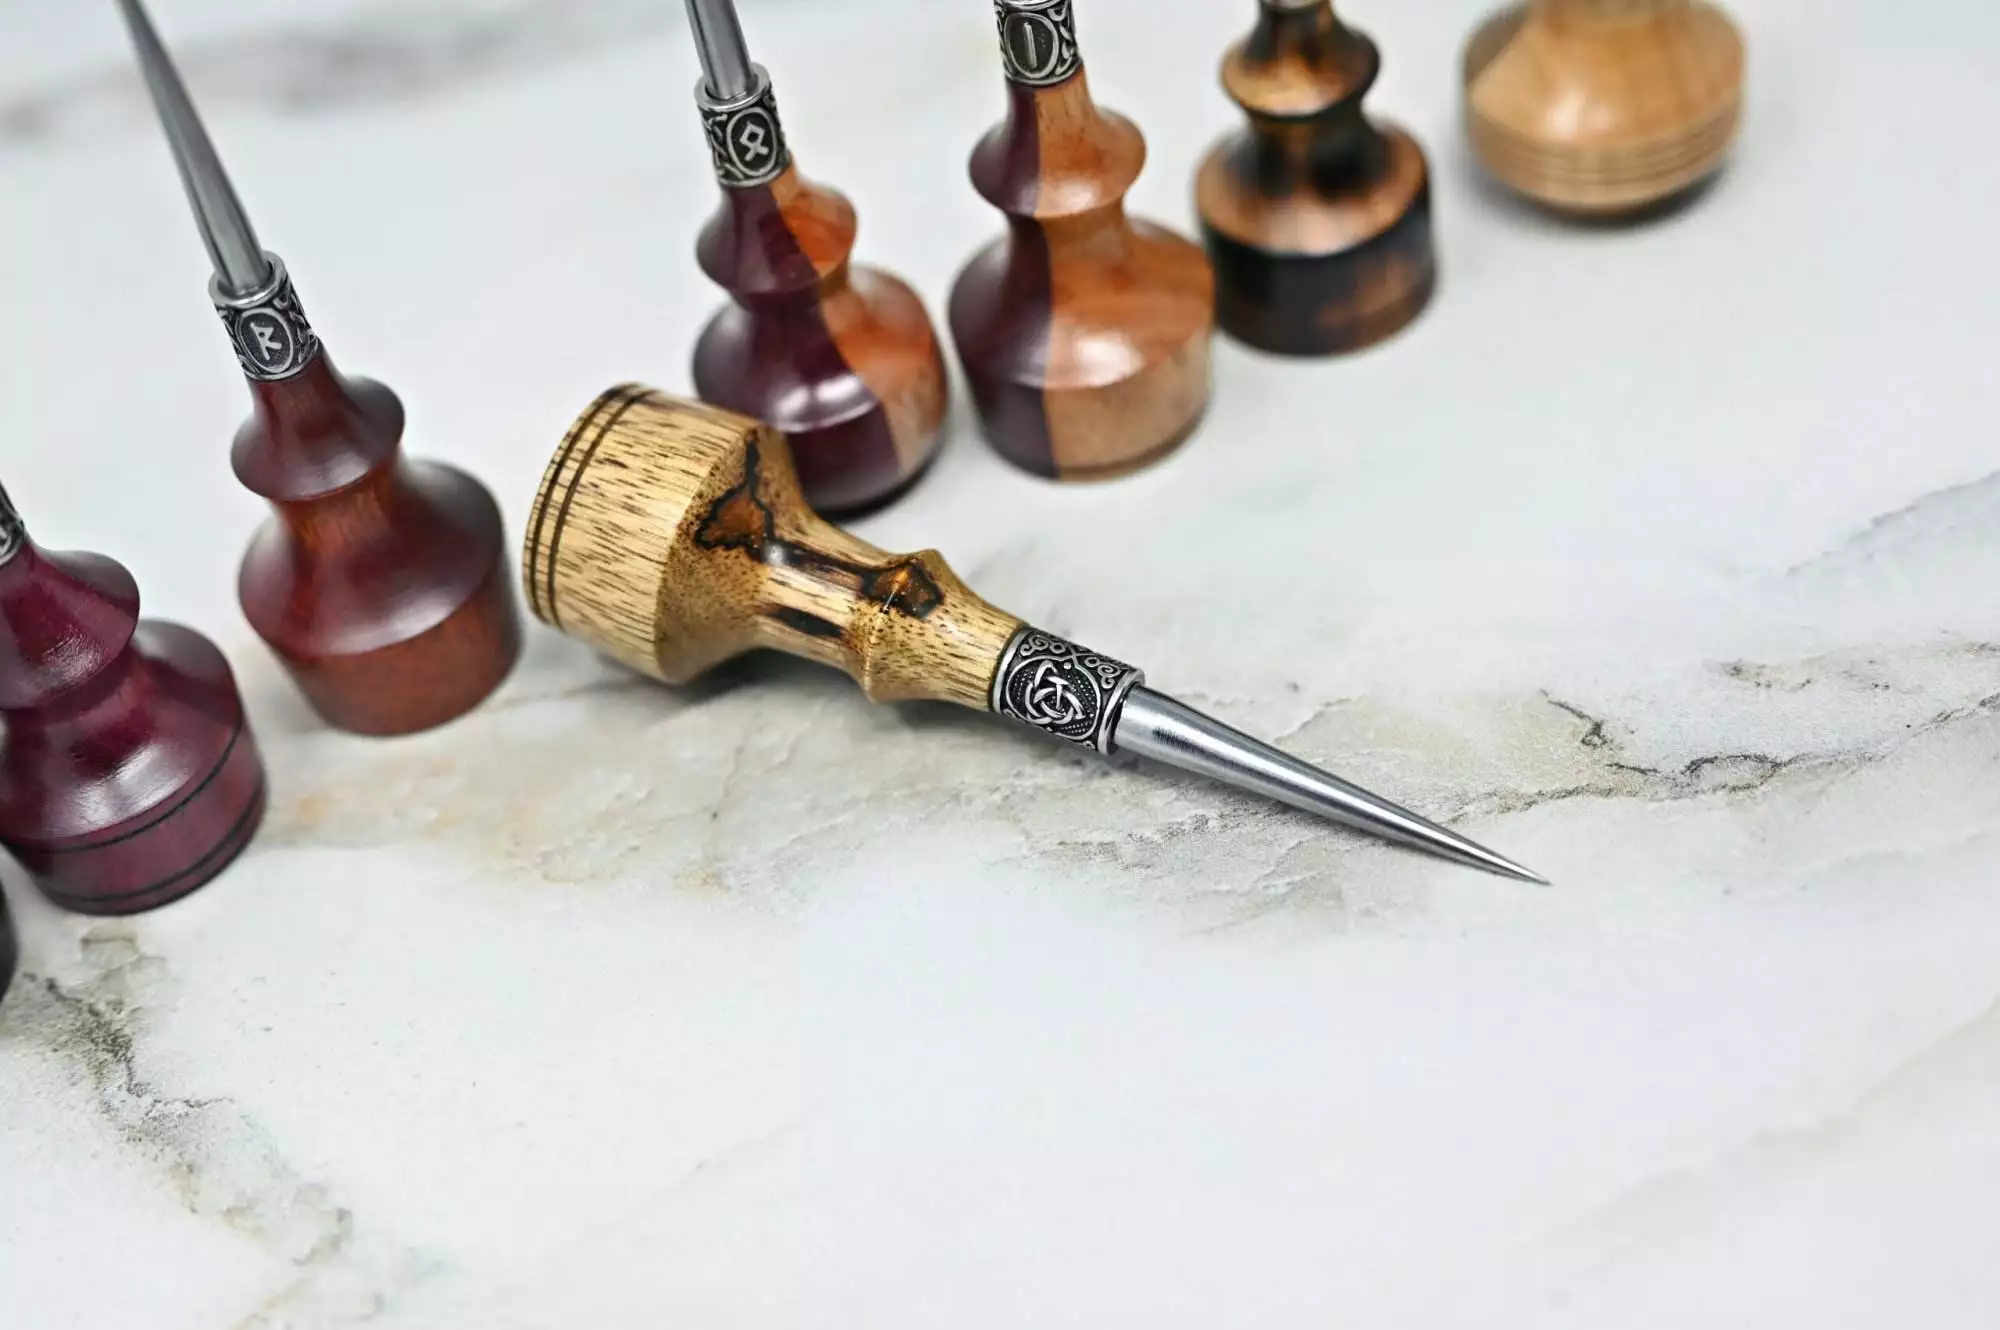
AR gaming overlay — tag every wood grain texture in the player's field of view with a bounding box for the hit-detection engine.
[0,527,265,916]
[523,387,1023,710]
[694,164,949,517]
[234,351,521,736]
[949,70,1215,480]
[1197,0,1435,356]
[1464,0,1745,215]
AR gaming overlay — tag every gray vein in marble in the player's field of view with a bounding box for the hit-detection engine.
[1539,991,2000,1286]
[2,0,671,144]
[242,632,2000,933]
[1790,468,2000,575]
[0,925,436,1327]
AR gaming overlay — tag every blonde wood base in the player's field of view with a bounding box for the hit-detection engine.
[1463,0,1745,216]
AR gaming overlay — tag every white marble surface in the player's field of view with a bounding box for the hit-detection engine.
[4,0,2000,1325]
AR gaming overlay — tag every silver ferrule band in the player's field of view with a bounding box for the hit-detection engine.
[0,482,25,564]
[697,63,790,189]
[210,253,320,382]
[989,626,1144,755]
[994,0,1082,87]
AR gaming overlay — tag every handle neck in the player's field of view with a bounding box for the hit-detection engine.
[971,73,1143,220]
[233,353,403,504]
[695,164,855,303]
[0,541,142,713]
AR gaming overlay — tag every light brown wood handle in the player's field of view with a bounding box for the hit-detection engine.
[522,386,1024,709]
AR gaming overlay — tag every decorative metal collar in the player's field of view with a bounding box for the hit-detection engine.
[994,0,1082,87]
[211,253,320,382]
[0,482,23,560]
[697,63,790,189]
[990,627,1143,754]
[0,482,26,564]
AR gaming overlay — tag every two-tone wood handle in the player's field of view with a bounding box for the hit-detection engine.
[523,387,1023,710]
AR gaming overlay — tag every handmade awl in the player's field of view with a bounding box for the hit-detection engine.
[525,388,1543,883]
[680,0,949,516]
[118,0,520,735]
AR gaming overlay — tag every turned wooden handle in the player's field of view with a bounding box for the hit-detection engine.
[523,387,1023,709]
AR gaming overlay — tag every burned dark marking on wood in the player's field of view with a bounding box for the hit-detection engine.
[697,442,943,621]
[695,441,779,553]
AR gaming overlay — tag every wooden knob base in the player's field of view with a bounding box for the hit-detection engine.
[950,74,1214,482]
[1198,2,1435,356]
[0,538,266,917]
[1464,0,1746,216]
[950,219,1213,481]
[694,166,949,518]
[235,355,522,736]
[1200,168,1434,356]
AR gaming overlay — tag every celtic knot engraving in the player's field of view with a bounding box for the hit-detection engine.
[0,482,25,564]
[991,628,1143,753]
[212,259,319,382]
[994,0,1081,88]
[699,69,791,189]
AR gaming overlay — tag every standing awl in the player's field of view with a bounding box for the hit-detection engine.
[674,0,952,517]
[117,0,522,736]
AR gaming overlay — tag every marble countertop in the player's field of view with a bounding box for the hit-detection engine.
[5,0,1999,1325]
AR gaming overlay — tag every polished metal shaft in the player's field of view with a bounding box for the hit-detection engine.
[115,0,273,297]
[684,0,756,101]
[1113,688,1548,884]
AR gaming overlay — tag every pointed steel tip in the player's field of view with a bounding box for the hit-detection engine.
[1410,819,1550,887]
[1491,858,1554,887]
[1107,686,1553,890]
[1427,829,1551,887]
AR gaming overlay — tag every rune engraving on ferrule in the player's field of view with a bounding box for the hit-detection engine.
[212,257,319,382]
[0,482,25,564]
[991,628,1143,754]
[699,67,790,189]
[994,0,1081,87]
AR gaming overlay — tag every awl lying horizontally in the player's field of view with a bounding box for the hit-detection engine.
[523,387,1546,884]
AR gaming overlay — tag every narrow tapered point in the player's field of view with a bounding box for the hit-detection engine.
[1110,687,1552,887]
[1383,805,1550,886]
[1468,846,1552,886]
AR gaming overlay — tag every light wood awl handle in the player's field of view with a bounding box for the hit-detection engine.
[523,387,1023,708]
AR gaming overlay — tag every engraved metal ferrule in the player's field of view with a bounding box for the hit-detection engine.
[994,0,1082,87]
[696,63,790,189]
[990,627,1144,754]
[0,483,26,565]
[210,254,320,382]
